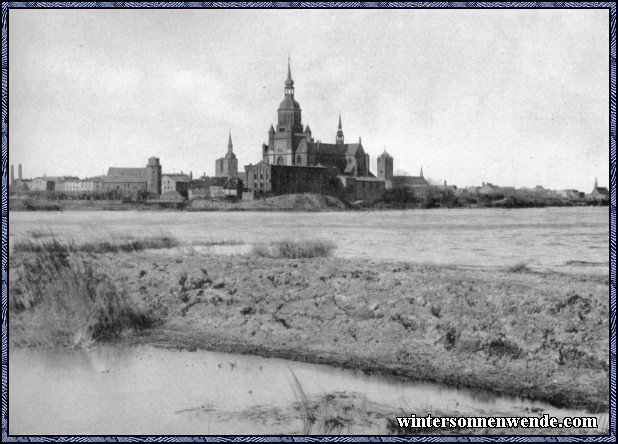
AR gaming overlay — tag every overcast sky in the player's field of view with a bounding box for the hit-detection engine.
[8,8,609,190]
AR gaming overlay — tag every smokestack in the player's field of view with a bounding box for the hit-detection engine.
[10,165,14,186]
[18,164,22,180]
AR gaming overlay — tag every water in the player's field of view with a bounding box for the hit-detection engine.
[8,346,607,435]
[8,206,609,274]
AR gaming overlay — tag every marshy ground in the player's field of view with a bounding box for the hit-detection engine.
[9,234,609,425]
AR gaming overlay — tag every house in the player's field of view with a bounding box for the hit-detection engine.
[588,178,609,202]
[162,174,190,198]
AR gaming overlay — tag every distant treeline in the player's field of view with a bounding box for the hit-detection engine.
[362,184,608,210]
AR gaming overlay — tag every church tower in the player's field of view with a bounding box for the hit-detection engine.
[277,57,302,133]
[216,131,238,177]
[377,148,393,182]
[336,113,344,144]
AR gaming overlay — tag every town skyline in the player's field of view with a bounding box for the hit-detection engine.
[8,8,609,191]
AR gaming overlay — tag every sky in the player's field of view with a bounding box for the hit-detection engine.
[8,8,609,190]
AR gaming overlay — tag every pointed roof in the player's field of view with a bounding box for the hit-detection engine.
[338,113,342,130]
[269,124,275,133]
[285,55,294,87]
[420,167,424,177]
[380,147,391,157]
[304,124,311,132]
[228,130,233,149]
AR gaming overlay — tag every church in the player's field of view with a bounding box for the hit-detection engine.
[245,59,392,200]
[261,58,370,177]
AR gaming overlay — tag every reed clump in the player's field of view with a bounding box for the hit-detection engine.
[10,239,158,347]
[14,234,180,254]
[252,239,336,259]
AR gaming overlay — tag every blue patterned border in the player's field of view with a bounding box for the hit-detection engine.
[0,2,615,442]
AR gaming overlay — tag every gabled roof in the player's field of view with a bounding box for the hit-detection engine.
[163,174,190,182]
[594,187,609,195]
[102,175,146,184]
[107,167,146,177]
[188,177,228,189]
[395,175,429,186]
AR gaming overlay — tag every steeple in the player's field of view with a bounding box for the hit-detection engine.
[594,177,598,190]
[336,113,344,144]
[285,55,294,96]
[420,167,424,177]
[277,56,302,132]
[228,130,233,154]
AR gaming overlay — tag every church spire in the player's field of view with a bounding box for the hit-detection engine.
[420,167,424,177]
[285,55,294,95]
[228,130,233,154]
[336,113,344,144]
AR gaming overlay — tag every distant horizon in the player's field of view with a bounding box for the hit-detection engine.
[7,161,608,193]
[8,8,609,191]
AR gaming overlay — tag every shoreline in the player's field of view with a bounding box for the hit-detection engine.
[8,194,607,212]
[9,247,609,413]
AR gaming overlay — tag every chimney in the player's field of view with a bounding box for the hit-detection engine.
[10,165,14,186]
[189,171,193,180]
[18,164,22,180]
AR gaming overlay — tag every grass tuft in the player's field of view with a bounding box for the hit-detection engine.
[14,234,180,254]
[252,239,336,259]
[10,240,158,347]
[508,262,531,273]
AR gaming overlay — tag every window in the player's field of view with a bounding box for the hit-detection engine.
[296,155,302,165]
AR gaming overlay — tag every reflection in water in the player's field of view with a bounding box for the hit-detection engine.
[9,207,608,274]
[9,345,608,435]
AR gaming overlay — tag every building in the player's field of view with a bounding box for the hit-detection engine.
[188,176,228,199]
[393,168,430,188]
[245,58,391,200]
[245,162,336,196]
[558,189,581,200]
[215,132,239,178]
[260,59,371,177]
[102,157,162,197]
[63,177,104,194]
[146,157,162,195]
[338,176,386,202]
[30,177,56,192]
[162,173,190,198]
[588,178,609,202]
[377,149,394,182]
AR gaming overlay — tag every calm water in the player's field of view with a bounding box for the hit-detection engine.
[8,206,609,274]
[8,346,607,435]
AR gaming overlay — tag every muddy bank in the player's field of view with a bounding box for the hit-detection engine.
[9,249,609,412]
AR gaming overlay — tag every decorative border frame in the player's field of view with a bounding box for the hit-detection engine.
[0,2,615,442]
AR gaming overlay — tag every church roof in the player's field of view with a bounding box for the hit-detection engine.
[395,175,429,186]
[594,186,609,195]
[103,175,146,184]
[107,167,146,177]
[278,95,301,111]
[163,174,190,183]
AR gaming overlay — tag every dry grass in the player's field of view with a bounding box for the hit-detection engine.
[9,240,159,347]
[508,262,532,273]
[14,234,180,254]
[252,239,336,259]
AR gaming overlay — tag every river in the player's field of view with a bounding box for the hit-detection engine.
[8,206,609,274]
[8,345,608,435]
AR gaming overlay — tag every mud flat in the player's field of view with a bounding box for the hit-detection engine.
[9,243,609,415]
